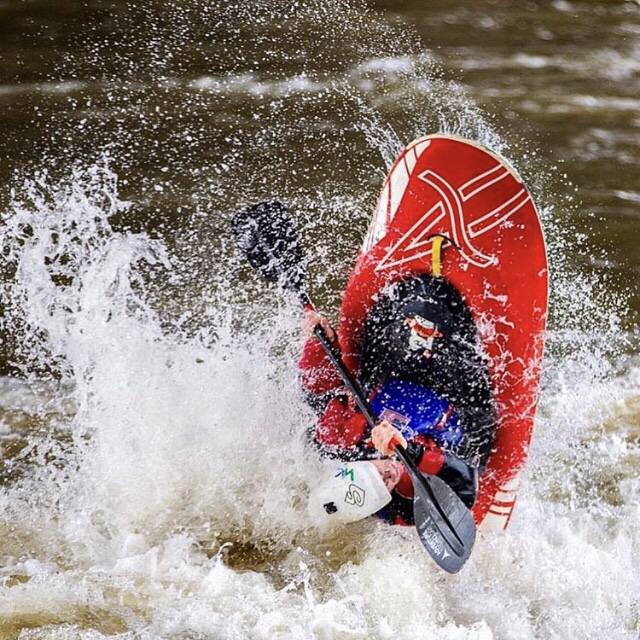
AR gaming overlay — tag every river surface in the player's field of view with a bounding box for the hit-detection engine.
[0,1,638,639]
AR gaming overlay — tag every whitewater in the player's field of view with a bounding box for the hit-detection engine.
[0,1,638,638]
[0,149,637,640]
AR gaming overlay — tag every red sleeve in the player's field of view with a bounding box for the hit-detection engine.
[315,397,368,449]
[298,336,343,394]
[416,439,445,475]
[394,438,445,499]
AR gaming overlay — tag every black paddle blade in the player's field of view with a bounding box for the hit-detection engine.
[231,201,306,296]
[412,474,476,573]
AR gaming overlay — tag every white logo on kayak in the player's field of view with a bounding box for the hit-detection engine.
[372,163,532,270]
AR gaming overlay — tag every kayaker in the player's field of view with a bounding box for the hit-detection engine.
[300,274,497,525]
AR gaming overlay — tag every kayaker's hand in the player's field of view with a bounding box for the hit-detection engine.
[302,308,336,343]
[371,421,407,456]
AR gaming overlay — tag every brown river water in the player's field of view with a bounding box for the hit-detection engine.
[0,1,638,639]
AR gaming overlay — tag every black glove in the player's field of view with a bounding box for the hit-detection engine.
[437,451,478,508]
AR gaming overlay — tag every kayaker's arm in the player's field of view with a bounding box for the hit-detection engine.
[299,309,343,396]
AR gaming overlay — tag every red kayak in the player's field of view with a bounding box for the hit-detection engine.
[336,134,548,530]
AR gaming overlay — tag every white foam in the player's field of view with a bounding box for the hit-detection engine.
[0,158,637,639]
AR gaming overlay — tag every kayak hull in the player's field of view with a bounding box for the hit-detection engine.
[337,134,548,530]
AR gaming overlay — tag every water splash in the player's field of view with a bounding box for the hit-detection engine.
[0,165,325,588]
[0,0,638,637]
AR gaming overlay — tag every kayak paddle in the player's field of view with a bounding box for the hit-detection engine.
[231,200,476,573]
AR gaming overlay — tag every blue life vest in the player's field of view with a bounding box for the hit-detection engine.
[369,378,464,449]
